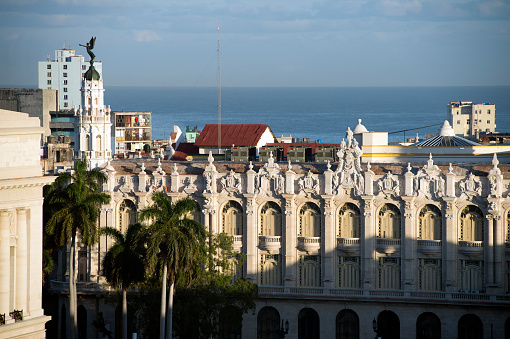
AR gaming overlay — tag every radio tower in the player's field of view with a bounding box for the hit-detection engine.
[217,26,221,155]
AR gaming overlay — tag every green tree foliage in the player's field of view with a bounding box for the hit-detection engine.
[44,158,110,339]
[101,223,146,339]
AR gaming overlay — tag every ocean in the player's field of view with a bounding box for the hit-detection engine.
[104,86,510,144]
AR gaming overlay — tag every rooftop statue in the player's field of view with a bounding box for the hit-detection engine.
[80,37,96,64]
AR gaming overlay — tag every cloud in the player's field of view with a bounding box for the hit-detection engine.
[478,1,506,17]
[133,30,161,42]
[379,0,422,16]
[4,33,20,40]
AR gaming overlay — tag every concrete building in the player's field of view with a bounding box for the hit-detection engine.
[447,101,496,139]
[0,109,54,338]
[113,111,152,155]
[47,122,510,338]
[0,88,58,138]
[38,48,102,110]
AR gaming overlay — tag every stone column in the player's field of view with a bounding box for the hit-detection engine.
[16,209,28,312]
[362,198,375,289]
[443,199,457,292]
[282,196,296,286]
[485,214,494,286]
[0,210,10,315]
[322,197,335,288]
[493,215,503,290]
[402,201,416,290]
[244,195,257,284]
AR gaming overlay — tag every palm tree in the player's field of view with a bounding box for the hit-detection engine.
[45,158,111,339]
[101,223,146,339]
[139,191,205,339]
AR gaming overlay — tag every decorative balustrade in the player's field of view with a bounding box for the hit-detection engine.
[337,238,360,255]
[49,280,109,293]
[258,236,281,251]
[417,239,442,256]
[232,235,243,250]
[376,238,401,254]
[257,286,506,305]
[458,241,484,258]
[297,236,321,252]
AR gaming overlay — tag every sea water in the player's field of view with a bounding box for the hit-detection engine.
[104,86,510,144]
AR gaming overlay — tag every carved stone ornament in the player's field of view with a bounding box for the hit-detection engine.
[298,170,319,194]
[203,171,215,193]
[377,171,400,196]
[256,152,285,196]
[459,172,482,196]
[183,177,197,194]
[446,213,454,219]
[413,154,445,199]
[220,170,241,193]
[333,127,365,195]
[364,211,372,218]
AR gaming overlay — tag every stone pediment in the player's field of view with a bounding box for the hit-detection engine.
[256,152,285,196]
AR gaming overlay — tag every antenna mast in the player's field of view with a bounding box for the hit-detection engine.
[217,26,221,155]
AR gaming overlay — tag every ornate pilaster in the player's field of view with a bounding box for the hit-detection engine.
[0,210,11,315]
[402,199,416,289]
[446,163,456,197]
[404,163,414,196]
[170,163,179,192]
[15,209,28,312]
[361,197,375,289]
[485,213,495,287]
[244,194,257,283]
[282,195,296,286]
[322,196,335,288]
[442,197,457,291]
[285,163,295,195]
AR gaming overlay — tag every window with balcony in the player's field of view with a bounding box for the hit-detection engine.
[260,254,281,286]
[377,257,401,289]
[339,203,360,238]
[378,204,401,239]
[418,204,441,240]
[119,199,137,234]
[459,260,483,292]
[299,202,321,237]
[299,255,321,287]
[260,201,282,236]
[338,256,360,288]
[418,259,441,291]
[222,200,243,236]
[459,205,483,241]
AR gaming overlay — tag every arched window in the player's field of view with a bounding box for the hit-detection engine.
[458,314,483,339]
[339,203,360,238]
[96,135,102,152]
[77,305,87,339]
[219,306,242,339]
[378,204,401,239]
[416,312,441,339]
[78,250,87,282]
[260,254,281,286]
[299,202,321,237]
[257,306,280,339]
[336,309,359,339]
[298,308,320,339]
[460,205,483,241]
[222,201,243,235]
[419,204,442,240]
[376,310,400,339]
[298,255,321,287]
[84,135,90,152]
[119,199,137,234]
[260,202,282,236]
[378,257,401,290]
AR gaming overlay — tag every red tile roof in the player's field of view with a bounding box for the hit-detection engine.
[194,124,274,147]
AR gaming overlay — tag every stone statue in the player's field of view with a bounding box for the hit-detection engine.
[80,37,96,64]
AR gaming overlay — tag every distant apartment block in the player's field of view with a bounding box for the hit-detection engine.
[38,48,102,110]
[114,111,152,154]
[447,101,496,138]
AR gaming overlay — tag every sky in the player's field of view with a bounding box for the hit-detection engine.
[1,0,509,87]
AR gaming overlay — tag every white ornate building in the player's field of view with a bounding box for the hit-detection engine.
[48,126,510,338]
[0,109,54,338]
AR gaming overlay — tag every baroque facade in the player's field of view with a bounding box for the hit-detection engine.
[50,129,510,338]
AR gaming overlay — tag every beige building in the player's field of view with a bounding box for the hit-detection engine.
[0,109,53,338]
[448,101,496,139]
[48,125,510,338]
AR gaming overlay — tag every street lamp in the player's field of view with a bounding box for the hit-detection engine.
[277,320,289,339]
[372,318,378,339]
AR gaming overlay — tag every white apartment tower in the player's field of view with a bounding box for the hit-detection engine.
[38,47,102,110]
[447,101,496,139]
[74,57,112,170]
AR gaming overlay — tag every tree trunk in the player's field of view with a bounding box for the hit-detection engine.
[122,288,127,339]
[69,235,77,339]
[160,260,168,339]
[166,281,174,339]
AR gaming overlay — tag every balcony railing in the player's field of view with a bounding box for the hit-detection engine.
[49,280,110,293]
[297,236,321,252]
[458,241,484,258]
[376,238,401,254]
[337,238,360,255]
[258,236,281,251]
[417,239,442,256]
